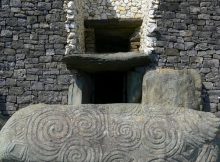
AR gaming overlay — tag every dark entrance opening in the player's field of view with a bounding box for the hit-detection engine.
[95,29,130,53]
[92,72,126,104]
[84,19,143,53]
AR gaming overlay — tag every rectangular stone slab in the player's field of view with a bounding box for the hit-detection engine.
[62,52,151,72]
[0,104,219,162]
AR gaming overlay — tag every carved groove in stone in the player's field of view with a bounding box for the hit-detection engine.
[0,104,219,162]
[26,110,72,161]
[142,117,182,158]
[71,108,106,140]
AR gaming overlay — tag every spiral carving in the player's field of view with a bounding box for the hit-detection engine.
[112,121,141,150]
[102,150,134,162]
[149,158,169,162]
[142,118,182,158]
[58,138,100,162]
[72,108,106,140]
[26,109,72,161]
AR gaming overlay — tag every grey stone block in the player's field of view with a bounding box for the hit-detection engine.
[0,104,219,162]
[37,2,51,10]
[31,82,44,91]
[10,0,21,7]
[142,69,202,110]
[1,30,12,37]
[165,48,179,56]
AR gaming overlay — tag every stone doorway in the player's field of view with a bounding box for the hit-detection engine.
[92,72,127,104]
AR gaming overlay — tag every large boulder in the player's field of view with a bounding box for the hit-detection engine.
[0,104,219,162]
[142,69,202,110]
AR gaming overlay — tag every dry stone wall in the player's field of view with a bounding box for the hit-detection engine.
[84,0,143,20]
[0,0,74,115]
[145,0,220,112]
[0,0,220,115]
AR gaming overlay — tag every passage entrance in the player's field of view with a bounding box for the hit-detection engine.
[92,72,126,104]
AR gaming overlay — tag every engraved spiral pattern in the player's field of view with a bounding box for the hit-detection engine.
[72,108,106,140]
[26,109,72,161]
[103,150,134,162]
[142,118,182,157]
[112,121,141,150]
[149,157,188,162]
[59,138,100,162]
[149,159,169,162]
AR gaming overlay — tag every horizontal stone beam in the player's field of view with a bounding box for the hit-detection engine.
[63,52,151,72]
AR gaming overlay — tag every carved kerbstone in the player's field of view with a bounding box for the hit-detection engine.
[0,104,219,162]
[0,69,219,162]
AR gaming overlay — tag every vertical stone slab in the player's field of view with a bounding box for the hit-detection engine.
[142,69,202,109]
[127,68,145,103]
[68,82,82,105]
[68,73,93,105]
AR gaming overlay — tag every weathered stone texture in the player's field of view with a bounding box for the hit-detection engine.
[0,0,220,114]
[1,68,219,161]
[143,0,220,112]
[63,52,151,72]
[84,0,143,19]
[0,0,73,115]
[142,69,202,110]
[0,104,219,162]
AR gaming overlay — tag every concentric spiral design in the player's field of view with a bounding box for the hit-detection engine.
[149,158,169,162]
[150,155,187,162]
[112,121,141,150]
[58,138,100,162]
[72,108,106,140]
[26,109,72,161]
[142,117,182,158]
[102,150,134,162]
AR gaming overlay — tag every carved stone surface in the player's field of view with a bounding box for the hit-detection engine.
[142,69,202,110]
[0,104,219,162]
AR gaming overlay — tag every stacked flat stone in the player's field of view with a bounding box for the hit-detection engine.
[0,0,74,115]
[84,0,143,19]
[141,0,220,112]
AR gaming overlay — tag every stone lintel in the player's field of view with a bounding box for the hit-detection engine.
[62,52,151,72]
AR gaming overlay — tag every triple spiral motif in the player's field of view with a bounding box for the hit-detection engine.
[26,109,72,161]
[23,106,186,161]
[142,117,182,157]
[72,108,106,140]
[102,150,134,162]
[59,138,101,162]
[112,121,141,150]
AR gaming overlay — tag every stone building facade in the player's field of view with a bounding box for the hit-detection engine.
[0,0,219,115]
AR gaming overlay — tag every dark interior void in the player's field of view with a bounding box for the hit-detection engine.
[95,29,131,53]
[92,72,126,104]
[85,19,143,53]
